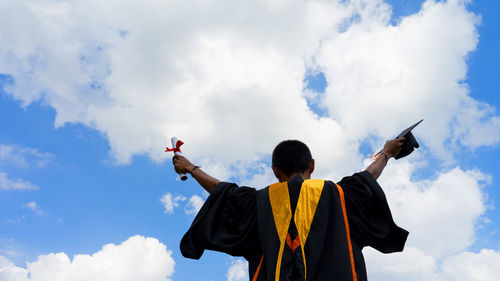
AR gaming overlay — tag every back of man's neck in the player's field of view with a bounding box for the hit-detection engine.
[280,172,311,182]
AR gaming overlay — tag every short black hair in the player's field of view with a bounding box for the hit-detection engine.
[272,140,312,176]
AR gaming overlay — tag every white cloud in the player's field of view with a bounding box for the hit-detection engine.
[184,195,204,215]
[0,235,175,281]
[364,246,500,281]
[226,259,248,281]
[0,172,38,191]
[452,97,500,149]
[161,193,204,215]
[315,0,488,162]
[0,144,52,192]
[0,144,54,168]
[0,255,28,281]
[361,161,494,280]
[0,0,496,170]
[24,201,43,215]
[441,249,500,281]
[159,193,186,214]
[378,163,489,259]
[0,256,11,267]
[364,247,442,281]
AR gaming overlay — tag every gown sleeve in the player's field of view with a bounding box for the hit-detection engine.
[337,170,409,253]
[180,182,260,260]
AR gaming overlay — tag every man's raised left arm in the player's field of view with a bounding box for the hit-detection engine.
[365,137,405,180]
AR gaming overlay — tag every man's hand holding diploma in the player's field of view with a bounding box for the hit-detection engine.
[166,137,188,180]
[172,154,220,193]
[172,154,196,175]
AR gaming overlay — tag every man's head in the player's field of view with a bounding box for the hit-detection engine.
[272,140,314,182]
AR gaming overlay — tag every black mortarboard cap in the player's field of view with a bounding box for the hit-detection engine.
[394,119,423,159]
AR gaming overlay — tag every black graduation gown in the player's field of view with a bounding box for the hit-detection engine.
[180,171,408,281]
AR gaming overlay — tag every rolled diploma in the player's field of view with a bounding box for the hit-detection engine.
[171,137,188,181]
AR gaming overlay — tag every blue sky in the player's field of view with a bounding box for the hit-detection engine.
[1,0,500,280]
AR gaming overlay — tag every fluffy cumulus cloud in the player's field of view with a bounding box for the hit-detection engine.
[380,162,489,258]
[441,249,500,281]
[315,0,492,162]
[184,195,204,215]
[159,193,186,214]
[226,259,248,281]
[0,235,175,281]
[2,0,497,171]
[364,247,500,281]
[363,161,494,280]
[160,193,204,215]
[1,0,500,279]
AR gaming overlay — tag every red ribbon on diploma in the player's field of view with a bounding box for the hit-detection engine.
[165,140,184,153]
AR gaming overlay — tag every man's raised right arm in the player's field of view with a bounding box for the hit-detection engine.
[173,154,220,193]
